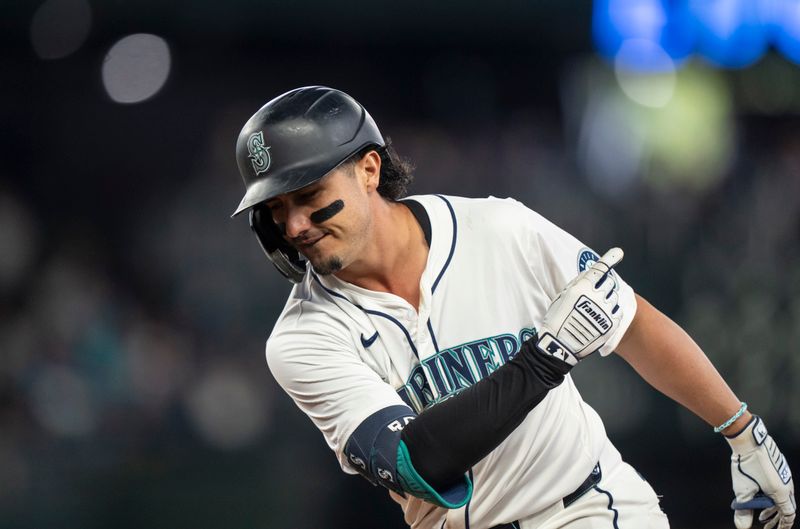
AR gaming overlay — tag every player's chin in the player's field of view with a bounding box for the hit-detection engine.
[310,255,344,276]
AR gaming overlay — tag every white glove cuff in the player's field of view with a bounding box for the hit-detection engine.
[725,415,765,454]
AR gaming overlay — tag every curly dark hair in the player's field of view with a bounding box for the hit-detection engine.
[343,137,414,200]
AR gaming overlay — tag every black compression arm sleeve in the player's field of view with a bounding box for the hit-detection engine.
[400,338,571,490]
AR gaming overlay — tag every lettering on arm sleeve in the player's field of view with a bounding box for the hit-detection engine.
[344,405,473,509]
[344,404,413,493]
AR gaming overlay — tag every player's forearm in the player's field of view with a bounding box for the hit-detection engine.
[401,340,571,489]
[615,294,752,435]
[343,338,572,509]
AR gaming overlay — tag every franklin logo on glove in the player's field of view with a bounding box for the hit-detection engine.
[575,297,611,332]
[536,248,624,364]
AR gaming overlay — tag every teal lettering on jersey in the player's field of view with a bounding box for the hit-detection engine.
[397,327,537,412]
[493,334,519,363]
[406,367,436,411]
[421,356,449,397]
[519,328,536,344]
[467,340,500,379]
[441,346,477,392]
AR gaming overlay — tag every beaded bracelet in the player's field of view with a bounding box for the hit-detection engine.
[714,402,748,433]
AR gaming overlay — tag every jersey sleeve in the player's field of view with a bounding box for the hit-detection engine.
[510,198,637,356]
[266,311,410,474]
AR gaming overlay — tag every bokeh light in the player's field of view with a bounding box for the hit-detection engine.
[594,0,800,69]
[577,89,646,199]
[0,193,39,294]
[569,58,733,197]
[615,40,677,106]
[30,365,97,438]
[771,0,800,65]
[687,0,768,68]
[594,0,696,67]
[30,0,92,60]
[101,34,171,104]
[641,64,733,192]
[184,367,271,450]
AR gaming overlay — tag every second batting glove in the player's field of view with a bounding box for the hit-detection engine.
[728,416,796,529]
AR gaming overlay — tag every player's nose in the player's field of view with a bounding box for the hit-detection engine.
[284,207,312,239]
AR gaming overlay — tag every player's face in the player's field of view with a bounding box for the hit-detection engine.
[265,152,380,275]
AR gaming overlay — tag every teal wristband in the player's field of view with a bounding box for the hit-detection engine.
[396,440,472,509]
[714,402,747,433]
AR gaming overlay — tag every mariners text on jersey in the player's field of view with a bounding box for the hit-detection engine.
[398,328,537,412]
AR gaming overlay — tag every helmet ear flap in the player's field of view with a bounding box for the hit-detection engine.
[250,205,307,283]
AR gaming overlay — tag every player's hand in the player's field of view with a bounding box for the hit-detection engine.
[535,248,624,366]
[727,416,796,529]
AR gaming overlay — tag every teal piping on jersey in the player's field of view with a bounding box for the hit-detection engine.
[311,272,419,357]
[431,195,457,293]
[465,468,474,529]
[396,439,472,509]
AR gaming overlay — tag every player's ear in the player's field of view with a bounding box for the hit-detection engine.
[360,150,382,192]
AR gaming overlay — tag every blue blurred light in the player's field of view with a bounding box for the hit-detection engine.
[688,0,768,68]
[770,0,800,65]
[593,0,696,67]
[660,1,697,63]
[615,38,676,72]
[593,0,800,70]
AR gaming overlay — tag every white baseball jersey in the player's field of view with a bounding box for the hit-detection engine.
[266,194,638,529]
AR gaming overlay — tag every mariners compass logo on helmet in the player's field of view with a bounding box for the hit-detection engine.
[247,131,271,175]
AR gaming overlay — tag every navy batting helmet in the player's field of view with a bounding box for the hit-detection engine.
[232,86,385,217]
[232,86,385,283]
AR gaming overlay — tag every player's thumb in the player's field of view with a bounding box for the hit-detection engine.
[585,247,624,284]
[596,248,624,271]
[734,508,755,529]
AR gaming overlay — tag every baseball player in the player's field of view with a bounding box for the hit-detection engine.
[231,86,796,529]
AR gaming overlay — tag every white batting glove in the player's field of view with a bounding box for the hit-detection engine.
[535,248,624,366]
[727,416,796,529]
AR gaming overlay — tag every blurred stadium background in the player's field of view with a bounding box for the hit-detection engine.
[2,1,800,528]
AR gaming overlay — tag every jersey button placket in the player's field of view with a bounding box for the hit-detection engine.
[413,286,443,401]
